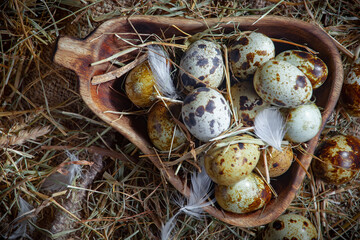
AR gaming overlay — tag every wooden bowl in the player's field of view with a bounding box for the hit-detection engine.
[53,15,343,227]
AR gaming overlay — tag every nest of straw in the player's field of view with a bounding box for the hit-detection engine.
[1,0,359,239]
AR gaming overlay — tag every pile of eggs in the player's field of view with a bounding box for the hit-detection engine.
[123,31,330,214]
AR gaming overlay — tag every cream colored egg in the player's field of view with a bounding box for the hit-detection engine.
[283,103,322,143]
[256,146,293,178]
[215,172,272,214]
[275,50,328,89]
[125,61,157,107]
[147,101,187,151]
[229,32,275,80]
[254,60,313,107]
[230,80,271,127]
[204,135,260,186]
[179,40,224,92]
[262,213,317,240]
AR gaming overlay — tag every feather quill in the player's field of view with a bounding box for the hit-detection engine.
[148,45,179,100]
[254,108,287,151]
[161,168,214,239]
[41,151,82,192]
[4,196,37,240]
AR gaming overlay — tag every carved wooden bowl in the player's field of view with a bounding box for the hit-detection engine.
[53,15,343,227]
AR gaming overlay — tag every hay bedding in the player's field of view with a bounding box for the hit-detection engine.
[0,0,359,239]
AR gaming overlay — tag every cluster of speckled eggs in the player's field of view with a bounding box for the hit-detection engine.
[123,31,332,215]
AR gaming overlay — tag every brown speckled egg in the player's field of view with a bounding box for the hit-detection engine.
[254,59,313,107]
[229,32,275,80]
[147,101,187,151]
[125,61,157,107]
[262,213,317,240]
[275,50,328,89]
[312,134,360,185]
[230,80,271,126]
[342,58,360,117]
[256,146,293,178]
[179,39,224,92]
[283,103,322,143]
[181,87,231,142]
[215,172,271,214]
[204,135,260,186]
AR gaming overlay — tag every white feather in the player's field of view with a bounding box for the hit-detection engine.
[4,196,37,240]
[160,168,214,239]
[254,108,287,151]
[148,45,178,99]
[41,151,82,192]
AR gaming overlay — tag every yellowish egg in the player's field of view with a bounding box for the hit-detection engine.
[256,146,293,178]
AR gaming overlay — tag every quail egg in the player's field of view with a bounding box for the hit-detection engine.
[256,146,294,178]
[179,39,224,92]
[342,58,360,117]
[215,172,272,214]
[181,87,231,142]
[204,135,260,186]
[254,59,313,107]
[261,213,317,240]
[147,101,187,151]
[275,50,328,89]
[283,103,322,143]
[312,134,360,185]
[230,80,270,126]
[229,31,275,80]
[125,61,157,107]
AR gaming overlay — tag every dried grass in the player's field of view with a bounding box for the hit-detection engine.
[0,0,360,239]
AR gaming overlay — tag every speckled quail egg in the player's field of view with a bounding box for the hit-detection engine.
[147,101,187,151]
[229,32,275,80]
[275,50,328,89]
[254,59,313,107]
[179,39,224,92]
[230,80,271,126]
[181,87,231,142]
[282,103,322,143]
[215,172,272,214]
[261,213,317,240]
[312,134,360,185]
[342,58,360,117]
[204,135,260,186]
[256,146,294,178]
[125,61,157,107]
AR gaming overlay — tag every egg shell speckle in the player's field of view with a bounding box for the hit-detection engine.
[262,213,317,240]
[147,101,187,151]
[312,134,360,185]
[256,146,293,178]
[283,103,322,143]
[179,40,224,92]
[275,50,328,89]
[182,87,231,142]
[229,32,275,80]
[215,172,272,214]
[230,80,271,126]
[204,135,260,186]
[342,58,360,116]
[125,61,157,107]
[253,59,313,107]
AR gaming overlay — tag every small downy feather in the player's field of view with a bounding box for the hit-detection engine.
[254,108,287,151]
[4,196,37,240]
[41,151,82,192]
[148,45,179,100]
[161,167,214,239]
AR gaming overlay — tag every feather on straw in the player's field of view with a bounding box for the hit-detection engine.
[254,108,287,151]
[41,151,82,192]
[4,196,37,240]
[148,45,179,100]
[161,168,214,239]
